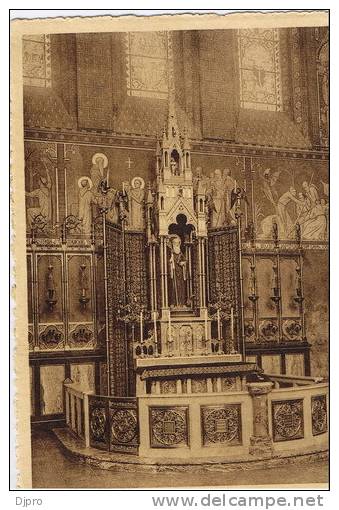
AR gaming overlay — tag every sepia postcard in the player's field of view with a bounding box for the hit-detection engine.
[10,10,329,490]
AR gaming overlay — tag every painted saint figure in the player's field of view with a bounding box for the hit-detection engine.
[168,235,188,308]
[209,169,226,228]
[77,176,93,234]
[26,158,52,228]
[90,153,109,194]
[223,168,237,225]
[125,176,145,229]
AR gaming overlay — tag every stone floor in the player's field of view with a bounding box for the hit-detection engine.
[32,430,329,489]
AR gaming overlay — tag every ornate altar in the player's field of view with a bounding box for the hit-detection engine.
[104,92,259,399]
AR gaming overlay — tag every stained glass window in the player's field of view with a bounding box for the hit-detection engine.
[238,28,282,111]
[125,31,170,99]
[22,34,51,88]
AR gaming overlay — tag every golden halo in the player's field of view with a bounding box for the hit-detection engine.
[131,176,145,189]
[78,176,93,190]
[92,152,108,168]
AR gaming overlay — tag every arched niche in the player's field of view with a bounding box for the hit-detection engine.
[168,213,195,243]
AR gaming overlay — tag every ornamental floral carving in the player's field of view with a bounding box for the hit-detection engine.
[201,405,242,445]
[311,395,327,436]
[160,380,177,394]
[272,399,304,442]
[38,324,64,350]
[89,406,107,443]
[150,407,188,448]
[110,408,138,445]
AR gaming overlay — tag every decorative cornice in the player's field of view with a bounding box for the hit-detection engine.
[140,363,261,380]
[24,128,329,161]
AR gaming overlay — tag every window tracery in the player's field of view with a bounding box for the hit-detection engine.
[238,28,282,112]
[125,31,170,99]
[23,34,51,88]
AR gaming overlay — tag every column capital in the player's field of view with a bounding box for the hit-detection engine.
[247,381,273,396]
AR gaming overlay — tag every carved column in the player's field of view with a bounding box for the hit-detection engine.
[198,237,206,310]
[160,236,168,310]
[247,381,274,456]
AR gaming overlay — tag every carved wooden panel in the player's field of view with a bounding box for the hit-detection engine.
[201,404,242,446]
[242,257,253,318]
[70,363,95,392]
[68,323,95,350]
[109,399,139,453]
[311,395,327,436]
[261,354,281,374]
[221,377,237,392]
[38,323,65,351]
[285,353,305,376]
[99,362,108,396]
[40,364,65,415]
[191,378,207,393]
[160,380,177,394]
[282,319,303,342]
[272,399,304,442]
[95,254,106,345]
[256,258,276,318]
[150,406,189,448]
[37,254,63,323]
[89,396,109,450]
[259,319,279,344]
[67,254,93,323]
[208,228,240,310]
[106,224,128,396]
[125,231,148,307]
[280,258,299,318]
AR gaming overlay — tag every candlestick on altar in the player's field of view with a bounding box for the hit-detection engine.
[217,308,221,341]
[106,168,110,188]
[140,310,143,343]
[204,308,208,340]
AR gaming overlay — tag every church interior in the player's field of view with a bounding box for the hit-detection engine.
[23,26,329,486]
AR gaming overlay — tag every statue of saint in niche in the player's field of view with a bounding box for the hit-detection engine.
[168,234,188,308]
[124,176,145,229]
[170,156,180,176]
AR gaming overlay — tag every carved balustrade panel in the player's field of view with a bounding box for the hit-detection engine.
[150,406,189,448]
[109,398,139,454]
[272,399,304,442]
[88,396,109,450]
[311,395,327,436]
[201,404,242,446]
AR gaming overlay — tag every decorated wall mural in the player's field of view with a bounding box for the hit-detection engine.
[251,158,328,242]
[22,26,329,442]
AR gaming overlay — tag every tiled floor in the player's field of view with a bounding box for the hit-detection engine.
[32,430,329,489]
